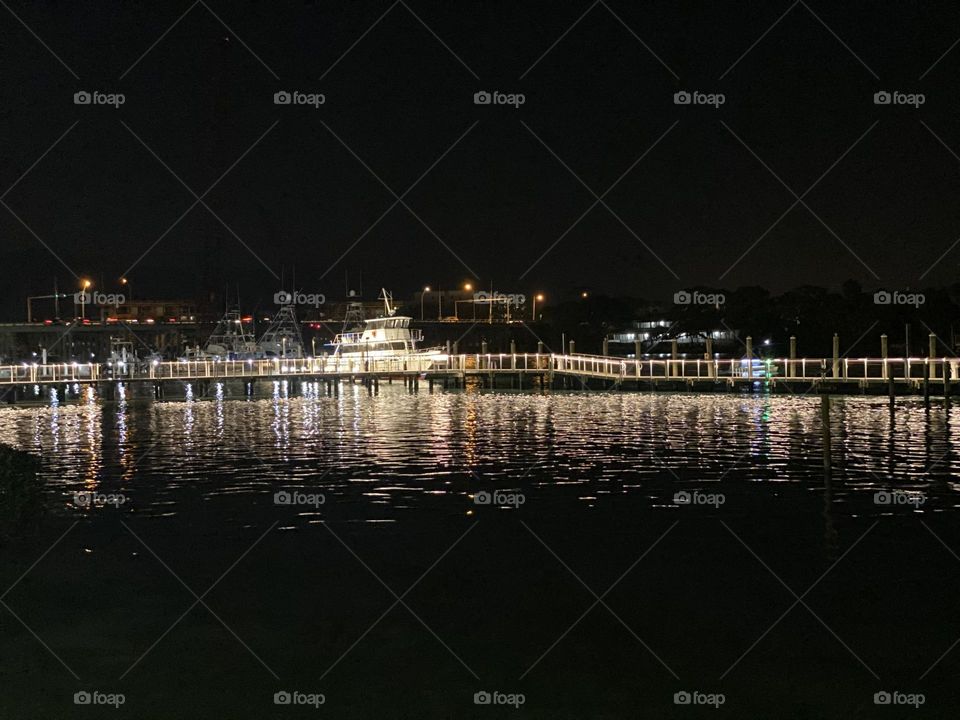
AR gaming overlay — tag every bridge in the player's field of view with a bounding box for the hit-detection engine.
[1,353,956,402]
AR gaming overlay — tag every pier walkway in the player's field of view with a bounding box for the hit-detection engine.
[1,353,957,399]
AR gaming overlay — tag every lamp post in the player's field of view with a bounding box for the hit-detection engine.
[457,282,474,322]
[79,280,92,320]
[532,293,544,321]
[421,286,430,320]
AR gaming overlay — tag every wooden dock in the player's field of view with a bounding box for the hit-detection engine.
[0,352,957,403]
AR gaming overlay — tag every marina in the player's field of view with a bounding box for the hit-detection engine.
[4,0,960,715]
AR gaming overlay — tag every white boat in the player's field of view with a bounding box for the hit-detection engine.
[325,289,446,369]
[258,304,305,358]
[183,307,260,361]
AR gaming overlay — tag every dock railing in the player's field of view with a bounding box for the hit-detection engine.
[0,354,957,386]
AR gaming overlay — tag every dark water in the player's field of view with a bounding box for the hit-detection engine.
[1,385,959,718]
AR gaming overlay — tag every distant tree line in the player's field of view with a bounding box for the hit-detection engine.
[540,281,960,357]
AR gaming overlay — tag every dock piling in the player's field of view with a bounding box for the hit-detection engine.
[930,334,938,380]
[880,334,888,380]
[832,334,840,379]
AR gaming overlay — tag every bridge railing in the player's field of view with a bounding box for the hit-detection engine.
[0,363,99,385]
[3,354,959,386]
[551,354,960,382]
[146,355,445,380]
[465,353,550,372]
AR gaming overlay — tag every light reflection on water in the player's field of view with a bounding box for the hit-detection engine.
[0,387,957,520]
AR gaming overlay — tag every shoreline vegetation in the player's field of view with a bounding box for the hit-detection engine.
[0,444,44,544]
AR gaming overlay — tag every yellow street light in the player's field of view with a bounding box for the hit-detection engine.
[79,279,92,320]
[421,286,432,320]
[532,293,545,320]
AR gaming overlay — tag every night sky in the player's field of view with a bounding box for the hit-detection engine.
[2,0,960,315]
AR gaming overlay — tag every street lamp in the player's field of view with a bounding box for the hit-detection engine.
[532,293,544,321]
[79,279,92,320]
[464,282,473,292]
[120,277,130,300]
[421,286,431,320]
